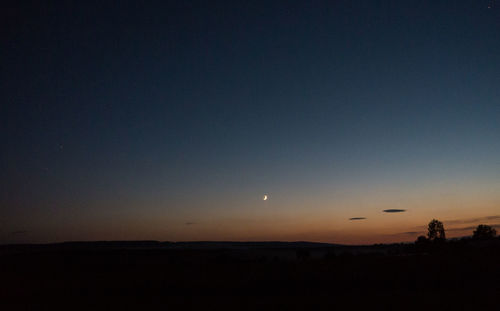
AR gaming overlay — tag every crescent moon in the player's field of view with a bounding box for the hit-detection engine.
[263,195,268,201]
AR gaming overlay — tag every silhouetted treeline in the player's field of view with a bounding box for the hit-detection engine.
[2,221,499,309]
[1,236,500,310]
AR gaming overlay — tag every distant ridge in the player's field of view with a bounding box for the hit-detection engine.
[1,240,338,250]
[168,241,337,249]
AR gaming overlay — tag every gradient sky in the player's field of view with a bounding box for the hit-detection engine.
[2,0,500,244]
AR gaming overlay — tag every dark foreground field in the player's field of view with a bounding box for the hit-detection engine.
[2,240,500,310]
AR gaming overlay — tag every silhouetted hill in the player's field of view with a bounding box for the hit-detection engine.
[2,238,500,310]
[166,241,337,249]
[0,240,337,252]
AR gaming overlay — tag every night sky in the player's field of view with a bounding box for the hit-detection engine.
[2,0,500,244]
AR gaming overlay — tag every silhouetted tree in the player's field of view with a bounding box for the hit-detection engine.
[427,219,446,241]
[414,235,429,252]
[473,224,497,240]
[415,235,428,244]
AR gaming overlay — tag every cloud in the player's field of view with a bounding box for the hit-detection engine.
[349,217,367,220]
[383,209,406,213]
[447,224,500,232]
[390,231,424,236]
[10,230,28,235]
[185,222,197,225]
[444,215,500,225]
[447,226,476,232]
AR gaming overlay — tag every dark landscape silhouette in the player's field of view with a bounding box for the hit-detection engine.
[2,221,499,310]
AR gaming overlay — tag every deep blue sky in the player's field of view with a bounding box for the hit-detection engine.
[2,1,499,243]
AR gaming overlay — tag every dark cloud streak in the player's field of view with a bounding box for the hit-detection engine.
[447,224,500,232]
[401,231,420,235]
[445,215,500,225]
[383,209,406,213]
